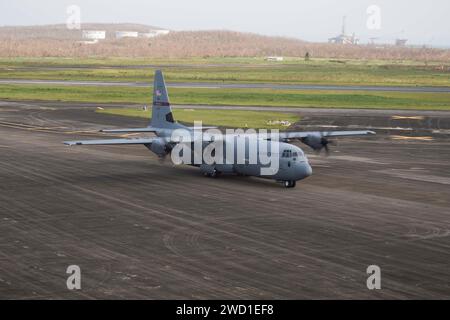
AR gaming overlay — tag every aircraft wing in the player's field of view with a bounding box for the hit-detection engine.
[64,138,156,146]
[277,130,376,152]
[279,130,376,140]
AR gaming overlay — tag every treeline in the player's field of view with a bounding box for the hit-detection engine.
[0,29,449,62]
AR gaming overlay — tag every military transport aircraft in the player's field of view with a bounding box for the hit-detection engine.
[64,70,375,188]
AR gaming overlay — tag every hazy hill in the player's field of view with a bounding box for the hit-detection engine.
[0,24,449,62]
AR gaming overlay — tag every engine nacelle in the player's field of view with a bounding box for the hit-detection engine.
[147,138,169,157]
[301,134,327,151]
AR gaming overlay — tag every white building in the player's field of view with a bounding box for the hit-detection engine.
[82,30,106,40]
[140,29,170,38]
[116,31,139,39]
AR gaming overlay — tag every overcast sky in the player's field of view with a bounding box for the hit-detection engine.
[1,0,449,46]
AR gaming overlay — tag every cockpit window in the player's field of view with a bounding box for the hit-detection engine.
[282,150,293,158]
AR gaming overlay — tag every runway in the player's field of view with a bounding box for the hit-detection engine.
[1,78,450,93]
[0,100,449,299]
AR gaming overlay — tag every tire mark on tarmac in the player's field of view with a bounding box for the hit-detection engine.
[3,147,448,298]
[1,157,313,298]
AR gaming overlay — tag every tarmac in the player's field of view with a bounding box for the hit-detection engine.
[0,100,449,299]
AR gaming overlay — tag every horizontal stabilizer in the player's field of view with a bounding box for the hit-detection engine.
[100,127,159,133]
[187,126,218,130]
[64,138,156,146]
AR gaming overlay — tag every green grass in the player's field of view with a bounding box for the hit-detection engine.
[0,84,449,110]
[0,56,447,67]
[97,108,301,129]
[0,57,449,87]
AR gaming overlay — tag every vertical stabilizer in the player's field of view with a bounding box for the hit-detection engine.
[151,70,176,128]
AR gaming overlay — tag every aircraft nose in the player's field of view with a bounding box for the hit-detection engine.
[295,162,312,180]
[304,163,312,177]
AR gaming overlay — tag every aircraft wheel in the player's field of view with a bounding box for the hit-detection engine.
[204,169,219,178]
[283,180,296,188]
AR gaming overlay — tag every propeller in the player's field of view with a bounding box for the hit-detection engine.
[321,136,330,156]
[145,138,173,162]
[301,133,335,156]
[159,144,175,163]
[157,151,171,163]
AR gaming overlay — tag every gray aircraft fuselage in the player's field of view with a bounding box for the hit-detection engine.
[153,126,312,187]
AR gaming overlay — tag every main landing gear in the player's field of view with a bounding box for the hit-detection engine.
[203,169,219,178]
[283,180,296,188]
